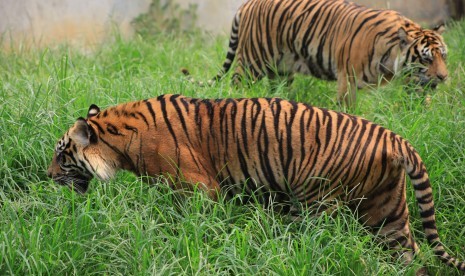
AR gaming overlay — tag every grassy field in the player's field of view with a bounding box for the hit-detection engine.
[1,19,465,275]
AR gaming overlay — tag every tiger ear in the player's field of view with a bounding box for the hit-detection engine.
[69,118,93,147]
[87,104,100,118]
[398,27,413,48]
[432,24,445,35]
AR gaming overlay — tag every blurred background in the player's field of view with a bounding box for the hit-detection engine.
[1,0,464,50]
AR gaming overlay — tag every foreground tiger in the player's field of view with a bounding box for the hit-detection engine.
[182,0,448,106]
[47,94,464,272]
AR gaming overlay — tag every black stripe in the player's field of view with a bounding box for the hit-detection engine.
[144,100,157,127]
[422,219,437,230]
[135,111,149,127]
[106,123,122,136]
[251,98,262,133]
[388,235,408,248]
[123,124,138,133]
[170,95,191,142]
[426,233,439,242]
[159,96,179,148]
[372,203,407,229]
[417,193,433,204]
[434,249,446,257]
[99,136,137,172]
[89,120,105,134]
[409,169,425,180]
[413,180,430,191]
[257,113,281,192]
[240,100,250,157]
[419,207,435,218]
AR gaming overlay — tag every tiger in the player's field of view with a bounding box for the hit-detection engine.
[47,94,463,272]
[181,0,448,106]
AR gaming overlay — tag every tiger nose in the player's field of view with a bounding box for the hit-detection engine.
[437,72,447,81]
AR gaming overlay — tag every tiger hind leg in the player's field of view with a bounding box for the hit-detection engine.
[336,71,357,108]
[355,176,425,272]
[268,72,295,92]
[231,57,267,87]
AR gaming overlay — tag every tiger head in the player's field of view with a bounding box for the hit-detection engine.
[47,104,119,193]
[399,24,447,89]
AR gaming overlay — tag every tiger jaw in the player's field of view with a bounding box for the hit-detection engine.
[419,78,439,89]
[409,73,441,90]
[47,154,117,194]
[48,117,120,194]
[51,173,91,194]
[86,155,118,182]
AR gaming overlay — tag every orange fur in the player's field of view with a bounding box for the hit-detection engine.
[48,95,463,271]
[183,0,448,106]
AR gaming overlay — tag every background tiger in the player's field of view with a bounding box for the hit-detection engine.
[47,94,464,272]
[182,0,448,106]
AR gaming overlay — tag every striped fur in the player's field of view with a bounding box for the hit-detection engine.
[48,94,464,271]
[182,0,448,106]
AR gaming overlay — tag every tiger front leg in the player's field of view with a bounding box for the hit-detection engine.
[336,71,357,108]
[173,171,221,201]
[268,72,295,90]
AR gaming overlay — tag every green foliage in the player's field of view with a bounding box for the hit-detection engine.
[1,17,465,275]
[132,0,198,37]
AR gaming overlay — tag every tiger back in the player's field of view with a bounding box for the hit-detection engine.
[182,0,448,106]
[48,94,464,272]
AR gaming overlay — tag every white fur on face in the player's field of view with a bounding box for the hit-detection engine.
[82,148,118,181]
[56,133,69,153]
[394,54,405,75]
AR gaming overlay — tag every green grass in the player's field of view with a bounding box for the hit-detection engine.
[1,20,465,275]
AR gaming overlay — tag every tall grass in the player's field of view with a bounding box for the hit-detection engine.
[1,19,465,275]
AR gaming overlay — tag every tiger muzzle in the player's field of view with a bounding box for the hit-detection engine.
[50,172,92,194]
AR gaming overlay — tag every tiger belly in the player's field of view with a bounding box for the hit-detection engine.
[277,52,310,75]
[217,170,335,211]
[277,51,337,81]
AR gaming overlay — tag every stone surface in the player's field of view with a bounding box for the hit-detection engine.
[0,0,449,49]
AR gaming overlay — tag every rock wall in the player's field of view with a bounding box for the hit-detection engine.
[182,0,448,35]
[0,0,450,49]
[0,0,151,49]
